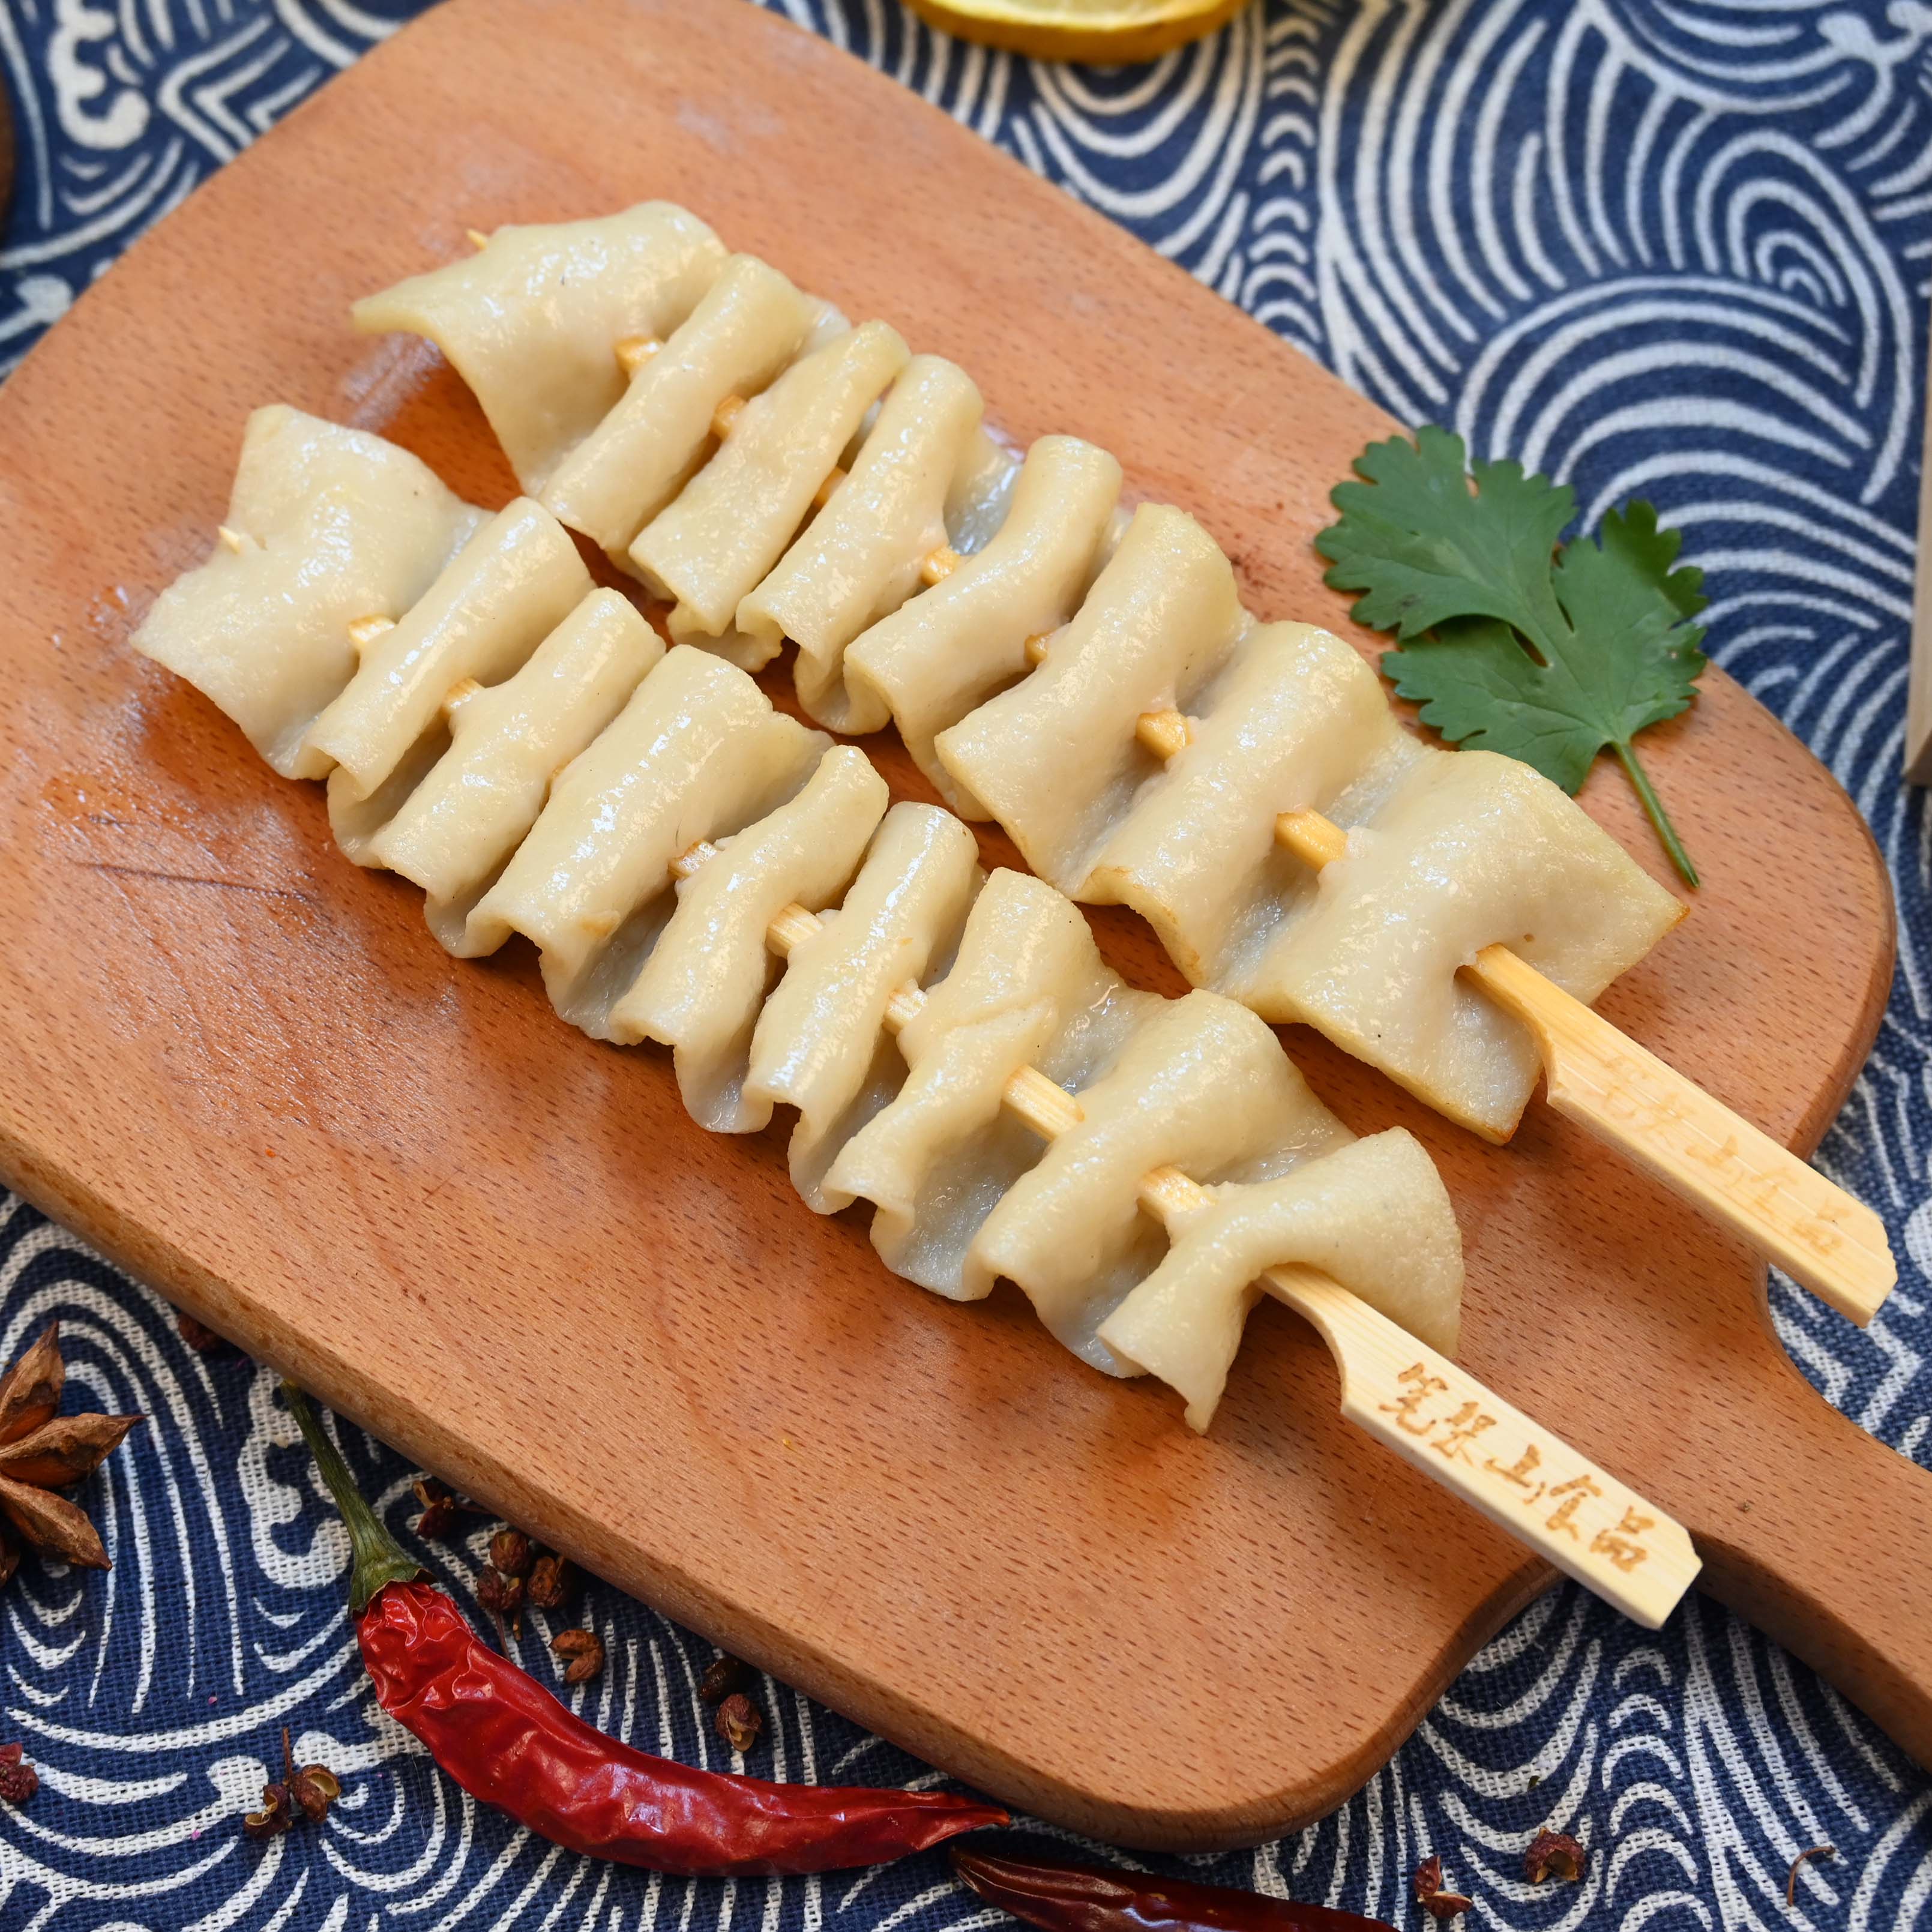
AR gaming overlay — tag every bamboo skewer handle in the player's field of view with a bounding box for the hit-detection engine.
[1467,944,1894,1326]
[1275,1266,1700,1628]
[668,841,1700,1627]
[1133,717,1895,1326]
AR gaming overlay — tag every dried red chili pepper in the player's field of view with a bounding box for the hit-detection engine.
[284,1384,1006,1875]
[952,1848,1394,1932]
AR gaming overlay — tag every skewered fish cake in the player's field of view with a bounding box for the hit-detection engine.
[1099,1128,1463,1430]
[541,252,824,562]
[606,745,890,1130]
[131,406,484,779]
[822,868,1160,1300]
[351,203,728,490]
[1077,621,1406,984]
[741,355,989,726]
[744,802,980,1207]
[628,320,911,665]
[468,643,826,1029]
[972,989,1353,1371]
[366,590,663,952]
[1002,609,1683,1139]
[310,496,592,806]
[1225,746,1684,1139]
[934,501,1247,849]
[840,435,1123,803]
[935,519,1679,1135]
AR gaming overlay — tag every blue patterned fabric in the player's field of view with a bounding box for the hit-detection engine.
[2,1,1931,1925]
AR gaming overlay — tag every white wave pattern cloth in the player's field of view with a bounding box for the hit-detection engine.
[12,0,1932,1926]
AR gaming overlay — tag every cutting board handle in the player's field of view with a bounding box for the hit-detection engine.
[1692,1358,1932,1766]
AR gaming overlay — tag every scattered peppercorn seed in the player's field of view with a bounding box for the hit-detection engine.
[526,1552,579,1613]
[244,1783,292,1840]
[490,1529,535,1579]
[715,1693,763,1753]
[1523,1829,1586,1885]
[552,1627,606,1685]
[700,1654,751,1704]
[0,1744,37,1806]
[413,1478,459,1541]
[1412,1854,1472,1922]
[176,1312,227,1355]
[477,1566,525,1617]
[245,1728,340,1838]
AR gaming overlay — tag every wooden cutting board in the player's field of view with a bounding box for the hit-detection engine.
[0,0,1925,1850]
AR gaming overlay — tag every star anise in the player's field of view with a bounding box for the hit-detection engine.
[0,1325,143,1581]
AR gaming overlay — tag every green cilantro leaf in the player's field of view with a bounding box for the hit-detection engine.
[1315,426,1708,886]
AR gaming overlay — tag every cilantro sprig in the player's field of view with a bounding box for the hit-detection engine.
[1315,426,1707,886]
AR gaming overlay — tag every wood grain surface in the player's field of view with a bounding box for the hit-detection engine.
[0,0,1925,1849]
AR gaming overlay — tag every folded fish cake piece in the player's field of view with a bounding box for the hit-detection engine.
[969,989,1352,1372]
[629,320,912,667]
[935,502,1246,865]
[468,644,826,1025]
[825,868,1158,1301]
[1098,1128,1464,1432]
[1082,623,1415,984]
[744,802,981,1208]
[131,406,484,779]
[309,497,592,806]
[841,436,1122,793]
[362,591,664,952]
[352,202,727,491]
[542,253,822,562]
[741,356,989,729]
[1229,747,1685,1142]
[607,747,890,1131]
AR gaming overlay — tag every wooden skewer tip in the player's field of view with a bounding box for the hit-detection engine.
[919,545,963,587]
[615,335,663,377]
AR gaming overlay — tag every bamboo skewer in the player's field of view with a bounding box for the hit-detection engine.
[1126,706,1894,1327]
[661,836,1699,1627]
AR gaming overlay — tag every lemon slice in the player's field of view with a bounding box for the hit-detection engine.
[902,0,1253,62]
